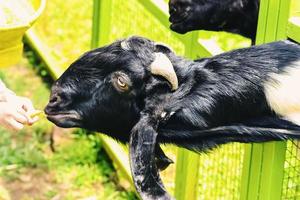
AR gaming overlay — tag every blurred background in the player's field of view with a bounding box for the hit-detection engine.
[0,0,300,199]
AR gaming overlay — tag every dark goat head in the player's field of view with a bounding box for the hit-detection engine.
[169,0,259,41]
[45,36,177,141]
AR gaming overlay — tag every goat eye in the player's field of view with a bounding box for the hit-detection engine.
[112,73,131,92]
[117,77,127,88]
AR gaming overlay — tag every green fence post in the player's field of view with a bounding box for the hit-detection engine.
[287,17,300,43]
[91,0,134,187]
[174,32,201,200]
[91,0,112,48]
[240,0,291,199]
[175,149,200,200]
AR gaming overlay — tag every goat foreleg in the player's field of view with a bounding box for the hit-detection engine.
[129,116,172,200]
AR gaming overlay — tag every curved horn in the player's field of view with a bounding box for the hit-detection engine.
[150,53,178,91]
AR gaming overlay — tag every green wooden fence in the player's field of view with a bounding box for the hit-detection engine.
[241,1,291,199]
[25,0,300,199]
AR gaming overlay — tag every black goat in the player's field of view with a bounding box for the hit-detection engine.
[169,0,260,41]
[45,36,300,200]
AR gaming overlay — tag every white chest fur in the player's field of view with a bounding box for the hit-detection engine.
[264,60,300,125]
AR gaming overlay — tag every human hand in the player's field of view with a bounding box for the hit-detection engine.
[0,95,39,131]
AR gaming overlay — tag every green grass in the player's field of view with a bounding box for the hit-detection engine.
[47,132,136,200]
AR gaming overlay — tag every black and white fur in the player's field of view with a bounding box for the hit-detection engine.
[45,36,300,199]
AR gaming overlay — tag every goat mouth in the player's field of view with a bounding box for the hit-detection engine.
[169,12,191,33]
[46,111,82,128]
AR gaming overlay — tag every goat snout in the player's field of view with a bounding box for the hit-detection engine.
[45,86,71,114]
[45,94,63,115]
[48,93,62,108]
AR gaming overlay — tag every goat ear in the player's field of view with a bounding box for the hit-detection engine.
[129,116,171,199]
[150,52,178,91]
[155,42,173,54]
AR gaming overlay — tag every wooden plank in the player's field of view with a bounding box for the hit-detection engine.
[91,0,113,47]
[240,0,290,199]
[258,2,290,199]
[197,39,223,56]
[25,29,64,79]
[259,142,287,200]
[99,135,132,182]
[264,0,280,41]
[247,144,264,200]
[174,32,200,200]
[276,0,292,39]
[240,0,270,196]
[90,0,134,186]
[240,144,253,200]
[174,149,200,200]
[255,0,270,44]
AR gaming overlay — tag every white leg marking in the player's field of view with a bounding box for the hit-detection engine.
[285,113,300,125]
[264,60,300,125]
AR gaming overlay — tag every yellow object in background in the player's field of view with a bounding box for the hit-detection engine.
[0,0,46,67]
[0,184,10,200]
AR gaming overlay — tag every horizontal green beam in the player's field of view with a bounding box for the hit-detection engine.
[99,135,132,182]
[25,30,64,79]
[196,39,223,56]
[287,17,300,43]
[137,0,170,31]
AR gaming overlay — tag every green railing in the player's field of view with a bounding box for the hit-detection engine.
[25,0,300,199]
[288,17,300,43]
[241,1,291,200]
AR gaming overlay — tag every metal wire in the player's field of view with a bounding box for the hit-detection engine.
[282,141,300,200]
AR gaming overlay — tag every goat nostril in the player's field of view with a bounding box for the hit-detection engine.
[49,94,62,107]
[50,96,58,103]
